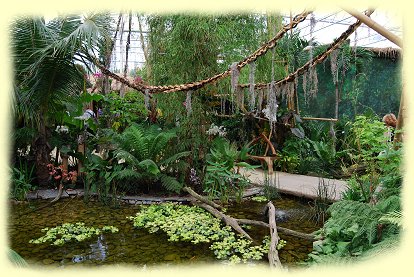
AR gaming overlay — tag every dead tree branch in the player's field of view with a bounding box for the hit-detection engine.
[267,201,283,268]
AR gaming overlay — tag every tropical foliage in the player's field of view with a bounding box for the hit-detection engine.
[203,137,257,202]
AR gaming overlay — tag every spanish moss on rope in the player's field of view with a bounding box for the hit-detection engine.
[186,90,192,116]
[248,61,256,112]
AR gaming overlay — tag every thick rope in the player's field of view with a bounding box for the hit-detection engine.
[238,9,375,90]
[91,11,311,94]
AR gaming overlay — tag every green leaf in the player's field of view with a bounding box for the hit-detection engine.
[138,159,160,175]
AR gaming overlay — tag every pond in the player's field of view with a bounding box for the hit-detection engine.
[8,195,321,268]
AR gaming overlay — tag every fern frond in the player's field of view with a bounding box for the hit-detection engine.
[360,233,400,260]
[113,149,141,166]
[376,195,401,213]
[159,151,191,167]
[380,211,403,227]
[148,133,172,160]
[159,174,183,193]
[138,159,160,175]
[114,168,143,181]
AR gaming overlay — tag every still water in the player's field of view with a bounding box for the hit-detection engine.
[8,195,321,268]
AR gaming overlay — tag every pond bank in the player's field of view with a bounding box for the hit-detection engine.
[24,187,264,205]
[23,169,348,204]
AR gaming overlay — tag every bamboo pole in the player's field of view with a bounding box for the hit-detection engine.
[301,117,338,122]
[343,8,402,47]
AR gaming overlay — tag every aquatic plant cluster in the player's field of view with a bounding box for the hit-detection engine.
[251,196,268,202]
[128,203,286,263]
[29,222,119,246]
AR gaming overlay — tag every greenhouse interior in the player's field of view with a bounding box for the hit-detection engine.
[8,7,405,271]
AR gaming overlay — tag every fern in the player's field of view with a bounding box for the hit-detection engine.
[360,233,400,259]
[317,196,402,258]
[114,168,143,181]
[159,151,191,167]
[380,211,403,227]
[112,123,187,193]
[376,195,401,213]
[159,174,183,193]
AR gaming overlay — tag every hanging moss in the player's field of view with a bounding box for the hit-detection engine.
[330,49,339,84]
[248,61,256,112]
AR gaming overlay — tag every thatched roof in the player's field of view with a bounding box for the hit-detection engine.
[365,47,401,59]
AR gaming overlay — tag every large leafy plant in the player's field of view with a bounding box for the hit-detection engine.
[308,195,401,261]
[113,124,190,193]
[203,137,257,202]
[10,161,36,201]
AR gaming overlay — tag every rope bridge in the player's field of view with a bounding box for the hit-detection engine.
[92,9,374,102]
[92,10,311,94]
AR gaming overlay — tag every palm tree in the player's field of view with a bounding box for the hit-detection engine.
[11,14,113,185]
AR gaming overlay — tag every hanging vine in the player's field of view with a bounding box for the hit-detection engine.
[230,62,240,113]
[186,90,192,116]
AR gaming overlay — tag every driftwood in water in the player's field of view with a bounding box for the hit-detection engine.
[20,184,65,216]
[235,218,317,241]
[183,186,317,248]
[183,187,223,210]
[267,201,283,268]
[191,201,253,242]
[183,186,252,241]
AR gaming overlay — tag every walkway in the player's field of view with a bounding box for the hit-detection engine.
[239,168,348,201]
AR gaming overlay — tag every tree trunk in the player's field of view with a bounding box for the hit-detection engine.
[120,12,132,98]
[103,13,123,95]
[137,14,151,79]
[33,116,51,186]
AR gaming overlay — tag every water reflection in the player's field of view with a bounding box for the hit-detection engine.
[72,234,108,263]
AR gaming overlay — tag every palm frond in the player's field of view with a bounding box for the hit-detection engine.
[8,248,28,267]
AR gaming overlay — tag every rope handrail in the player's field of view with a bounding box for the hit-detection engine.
[92,10,312,94]
[238,9,375,90]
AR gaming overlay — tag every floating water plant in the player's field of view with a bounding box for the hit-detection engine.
[128,203,286,264]
[251,196,268,202]
[29,222,119,246]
